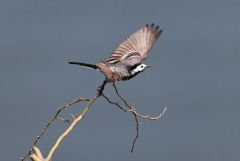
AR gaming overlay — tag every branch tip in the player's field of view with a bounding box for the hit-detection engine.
[22,80,166,160]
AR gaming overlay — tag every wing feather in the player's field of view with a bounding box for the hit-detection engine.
[107,23,162,66]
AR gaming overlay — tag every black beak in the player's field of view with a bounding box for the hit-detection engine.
[146,65,151,69]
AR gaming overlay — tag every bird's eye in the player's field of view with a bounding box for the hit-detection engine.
[141,66,143,68]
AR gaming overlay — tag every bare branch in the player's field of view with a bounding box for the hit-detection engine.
[28,80,107,161]
[21,98,90,161]
[127,107,167,120]
[131,114,139,152]
[112,82,131,107]
[111,82,167,152]
[30,147,47,161]
[45,95,99,161]
[22,78,166,160]
[56,117,70,123]
[101,93,127,112]
[111,82,141,152]
[70,113,76,120]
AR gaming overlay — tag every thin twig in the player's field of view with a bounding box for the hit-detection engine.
[111,82,166,152]
[56,117,70,123]
[112,82,140,152]
[29,80,107,161]
[131,114,139,152]
[46,95,99,160]
[21,98,90,161]
[112,82,130,107]
[23,78,166,161]
[127,107,167,120]
[101,93,127,112]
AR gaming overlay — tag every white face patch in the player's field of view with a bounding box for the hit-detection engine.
[131,63,148,75]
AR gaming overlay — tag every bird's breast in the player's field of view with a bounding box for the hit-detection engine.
[96,63,121,81]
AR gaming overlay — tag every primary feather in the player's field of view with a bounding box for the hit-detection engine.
[107,23,162,66]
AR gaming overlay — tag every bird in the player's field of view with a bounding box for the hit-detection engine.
[69,23,162,83]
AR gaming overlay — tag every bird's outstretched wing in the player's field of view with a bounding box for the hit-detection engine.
[107,23,162,66]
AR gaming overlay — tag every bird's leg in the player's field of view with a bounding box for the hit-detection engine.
[97,79,108,96]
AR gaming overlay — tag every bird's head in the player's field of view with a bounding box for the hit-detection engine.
[130,63,151,75]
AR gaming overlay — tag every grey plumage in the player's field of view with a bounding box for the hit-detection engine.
[69,23,162,82]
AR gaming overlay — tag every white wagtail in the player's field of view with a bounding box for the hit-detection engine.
[69,23,162,83]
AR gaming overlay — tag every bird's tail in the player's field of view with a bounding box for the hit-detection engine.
[68,61,98,70]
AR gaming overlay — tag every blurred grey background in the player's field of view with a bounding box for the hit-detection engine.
[1,0,240,161]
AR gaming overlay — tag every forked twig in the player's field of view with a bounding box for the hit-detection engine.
[101,82,167,152]
[45,95,99,161]
[22,79,166,161]
[27,79,107,161]
[21,98,90,161]
[112,82,139,152]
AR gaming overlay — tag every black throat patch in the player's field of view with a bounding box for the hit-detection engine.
[129,63,142,71]
[122,73,138,81]
[122,63,142,81]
